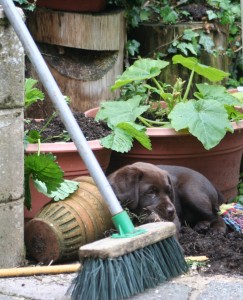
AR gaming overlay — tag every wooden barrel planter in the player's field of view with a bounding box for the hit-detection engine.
[26,8,126,117]
[130,22,229,92]
[24,176,113,264]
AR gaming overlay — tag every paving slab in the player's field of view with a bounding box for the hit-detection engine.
[0,271,242,300]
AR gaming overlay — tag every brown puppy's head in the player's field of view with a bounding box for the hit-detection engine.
[108,162,176,222]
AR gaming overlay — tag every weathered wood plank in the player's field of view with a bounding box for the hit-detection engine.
[79,222,176,259]
[27,8,126,50]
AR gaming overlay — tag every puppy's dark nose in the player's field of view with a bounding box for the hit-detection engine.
[167,206,175,218]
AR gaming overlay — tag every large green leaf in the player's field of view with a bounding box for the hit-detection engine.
[172,55,229,82]
[195,84,241,106]
[231,91,243,103]
[111,58,169,90]
[95,96,149,126]
[100,122,151,153]
[100,127,134,153]
[117,122,152,150]
[168,99,233,150]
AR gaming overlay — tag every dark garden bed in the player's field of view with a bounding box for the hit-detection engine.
[180,226,243,276]
[24,113,243,276]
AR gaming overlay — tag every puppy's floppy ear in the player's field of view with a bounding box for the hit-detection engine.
[167,174,176,203]
[108,166,143,210]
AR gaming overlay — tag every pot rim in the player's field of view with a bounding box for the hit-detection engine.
[146,120,243,137]
[25,139,104,153]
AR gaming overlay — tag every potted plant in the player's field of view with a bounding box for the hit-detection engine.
[34,0,108,13]
[86,54,243,202]
[24,79,112,219]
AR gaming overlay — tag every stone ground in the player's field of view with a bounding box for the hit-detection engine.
[0,271,242,300]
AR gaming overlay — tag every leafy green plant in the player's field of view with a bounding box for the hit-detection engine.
[24,79,78,210]
[109,0,241,85]
[24,78,44,109]
[95,54,242,153]
[13,0,36,11]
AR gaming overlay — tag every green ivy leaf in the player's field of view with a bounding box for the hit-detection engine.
[33,179,79,201]
[111,58,169,90]
[139,9,150,22]
[183,29,199,41]
[177,42,197,56]
[159,6,178,24]
[126,39,140,56]
[207,10,218,20]
[168,99,233,150]
[198,33,215,53]
[95,96,149,126]
[172,55,230,82]
[14,0,36,11]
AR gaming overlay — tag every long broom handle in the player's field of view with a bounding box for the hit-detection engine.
[0,0,123,216]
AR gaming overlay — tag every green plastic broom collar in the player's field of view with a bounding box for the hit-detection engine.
[111,211,147,238]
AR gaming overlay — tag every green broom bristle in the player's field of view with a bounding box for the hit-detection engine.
[70,236,188,300]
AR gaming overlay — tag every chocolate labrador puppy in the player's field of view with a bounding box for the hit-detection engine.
[108,162,227,237]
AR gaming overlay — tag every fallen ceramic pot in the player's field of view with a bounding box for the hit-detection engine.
[24,176,113,264]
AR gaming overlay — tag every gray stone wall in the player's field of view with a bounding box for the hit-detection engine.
[0,7,25,267]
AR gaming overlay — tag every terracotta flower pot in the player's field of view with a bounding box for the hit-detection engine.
[35,0,107,13]
[25,140,111,219]
[25,176,113,264]
[85,107,243,202]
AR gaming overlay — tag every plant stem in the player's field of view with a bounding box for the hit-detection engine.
[152,77,164,94]
[138,116,169,127]
[37,139,41,156]
[39,112,57,135]
[183,68,195,101]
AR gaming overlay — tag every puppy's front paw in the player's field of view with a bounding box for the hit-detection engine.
[193,221,211,234]
[208,217,227,235]
[142,211,162,223]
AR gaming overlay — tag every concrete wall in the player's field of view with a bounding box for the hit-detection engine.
[0,6,25,267]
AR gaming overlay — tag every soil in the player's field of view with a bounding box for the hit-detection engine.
[180,226,243,276]
[24,112,111,142]
[24,114,243,276]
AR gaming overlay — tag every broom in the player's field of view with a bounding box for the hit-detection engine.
[0,1,188,299]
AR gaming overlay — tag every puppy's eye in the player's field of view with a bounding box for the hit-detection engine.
[165,185,172,196]
[145,186,158,196]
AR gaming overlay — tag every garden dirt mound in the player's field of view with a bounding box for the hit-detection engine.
[180,226,243,276]
[25,113,243,276]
